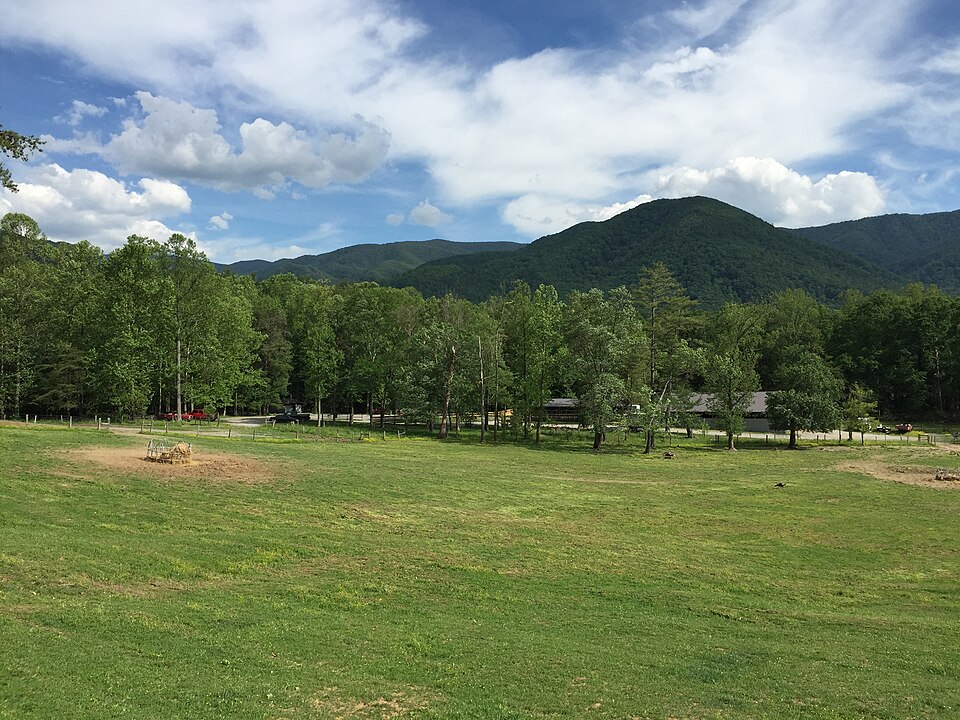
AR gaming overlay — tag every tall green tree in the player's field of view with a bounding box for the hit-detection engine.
[841,383,877,444]
[0,124,43,192]
[35,241,105,416]
[703,303,765,450]
[767,352,843,449]
[0,213,53,418]
[502,281,536,439]
[632,263,698,453]
[566,287,644,450]
[291,282,342,425]
[100,236,171,418]
[529,284,565,445]
[164,234,220,419]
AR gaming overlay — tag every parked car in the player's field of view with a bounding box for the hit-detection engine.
[895,423,913,433]
[874,424,891,434]
[182,409,211,421]
[271,411,310,424]
[155,410,212,421]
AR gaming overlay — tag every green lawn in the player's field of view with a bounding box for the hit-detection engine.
[0,425,957,719]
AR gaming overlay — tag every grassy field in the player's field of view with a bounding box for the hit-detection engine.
[0,425,957,719]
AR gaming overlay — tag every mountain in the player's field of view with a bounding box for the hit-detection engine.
[793,209,960,292]
[216,239,521,282]
[393,197,900,306]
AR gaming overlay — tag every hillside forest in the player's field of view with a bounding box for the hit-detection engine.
[3,212,959,450]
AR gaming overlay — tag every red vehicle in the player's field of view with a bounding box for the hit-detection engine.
[895,423,913,433]
[156,409,212,421]
[183,409,211,421]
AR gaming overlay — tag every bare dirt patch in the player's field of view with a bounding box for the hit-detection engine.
[61,444,279,484]
[839,459,960,490]
[312,686,431,719]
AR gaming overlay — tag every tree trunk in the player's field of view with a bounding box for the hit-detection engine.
[789,427,798,449]
[726,430,736,450]
[175,335,182,421]
[644,428,654,454]
[438,345,456,439]
[593,429,603,450]
[379,386,386,429]
[478,335,486,444]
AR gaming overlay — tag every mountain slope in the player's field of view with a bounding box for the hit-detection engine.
[793,209,960,292]
[217,239,521,282]
[394,197,900,306]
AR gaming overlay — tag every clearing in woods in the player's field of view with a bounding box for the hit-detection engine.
[0,425,958,719]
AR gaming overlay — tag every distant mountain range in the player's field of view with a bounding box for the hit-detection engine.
[792,209,960,292]
[393,197,901,306]
[215,239,520,283]
[216,197,960,306]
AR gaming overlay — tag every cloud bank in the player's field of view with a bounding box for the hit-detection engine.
[2,0,955,248]
[0,164,192,250]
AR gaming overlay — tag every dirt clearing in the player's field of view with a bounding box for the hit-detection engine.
[839,459,960,490]
[61,444,279,484]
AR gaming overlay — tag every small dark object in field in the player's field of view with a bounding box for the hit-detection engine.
[663,451,676,459]
[774,482,785,488]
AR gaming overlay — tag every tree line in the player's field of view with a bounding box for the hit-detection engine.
[3,212,959,450]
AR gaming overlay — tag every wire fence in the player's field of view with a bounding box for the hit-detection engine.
[3,413,956,447]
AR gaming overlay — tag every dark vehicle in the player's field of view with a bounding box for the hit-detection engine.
[271,411,310,424]
[271,401,311,424]
[874,425,891,434]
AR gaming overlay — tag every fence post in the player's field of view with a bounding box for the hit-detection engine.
[228,426,232,439]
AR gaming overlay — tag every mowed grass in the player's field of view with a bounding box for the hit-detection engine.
[0,426,957,719]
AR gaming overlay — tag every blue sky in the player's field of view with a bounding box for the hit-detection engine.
[2,0,960,263]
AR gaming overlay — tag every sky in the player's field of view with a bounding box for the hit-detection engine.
[1,0,960,263]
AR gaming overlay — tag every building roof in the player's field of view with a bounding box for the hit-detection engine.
[690,391,770,415]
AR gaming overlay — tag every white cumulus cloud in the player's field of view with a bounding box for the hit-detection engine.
[651,157,886,227]
[502,158,885,236]
[408,200,452,227]
[1,0,950,241]
[55,99,108,126]
[0,163,192,250]
[209,211,233,231]
[55,92,390,196]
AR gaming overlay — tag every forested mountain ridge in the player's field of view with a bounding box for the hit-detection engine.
[4,209,960,435]
[793,209,960,292]
[392,197,900,306]
[215,238,521,282]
